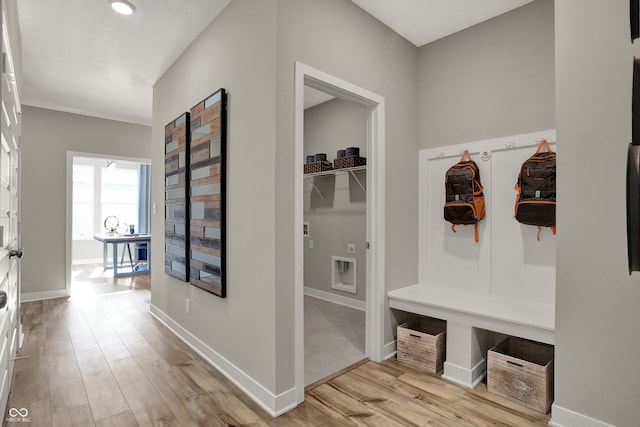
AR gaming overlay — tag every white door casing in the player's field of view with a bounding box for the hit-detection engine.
[294,62,386,404]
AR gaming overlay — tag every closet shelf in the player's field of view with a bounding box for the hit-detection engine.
[303,165,366,198]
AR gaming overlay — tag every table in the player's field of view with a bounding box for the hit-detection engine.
[93,233,151,277]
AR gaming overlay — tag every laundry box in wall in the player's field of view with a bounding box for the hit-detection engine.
[396,316,446,373]
[487,336,554,413]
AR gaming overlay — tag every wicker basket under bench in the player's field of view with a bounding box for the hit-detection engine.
[487,336,554,414]
[396,316,446,373]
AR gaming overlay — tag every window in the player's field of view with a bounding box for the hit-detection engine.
[101,166,138,232]
[72,165,93,238]
[72,159,140,239]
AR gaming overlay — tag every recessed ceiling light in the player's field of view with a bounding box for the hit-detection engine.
[109,0,136,15]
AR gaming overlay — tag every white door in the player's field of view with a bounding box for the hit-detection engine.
[0,2,22,416]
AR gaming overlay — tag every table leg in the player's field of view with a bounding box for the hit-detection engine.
[126,243,134,271]
[103,242,108,269]
[113,243,119,277]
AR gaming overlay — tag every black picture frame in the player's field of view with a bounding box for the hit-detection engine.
[632,0,639,41]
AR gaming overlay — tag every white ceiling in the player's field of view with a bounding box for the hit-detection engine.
[350,0,533,47]
[304,86,336,110]
[16,0,533,126]
[17,0,232,125]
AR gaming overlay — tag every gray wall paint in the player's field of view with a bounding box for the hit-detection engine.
[304,98,368,301]
[21,106,151,294]
[418,0,555,148]
[555,1,640,425]
[151,0,279,393]
[275,0,419,393]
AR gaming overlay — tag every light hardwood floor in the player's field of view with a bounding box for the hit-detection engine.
[5,268,551,426]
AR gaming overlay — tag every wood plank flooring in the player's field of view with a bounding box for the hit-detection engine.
[5,268,551,426]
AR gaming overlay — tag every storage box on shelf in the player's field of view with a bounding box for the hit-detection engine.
[396,316,446,373]
[334,155,366,169]
[487,336,554,414]
[304,161,333,174]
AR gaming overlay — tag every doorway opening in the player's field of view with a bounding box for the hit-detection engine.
[294,62,386,404]
[302,89,369,386]
[66,153,151,298]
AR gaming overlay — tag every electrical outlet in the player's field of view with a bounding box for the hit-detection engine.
[186,299,191,315]
[309,239,314,249]
[348,244,355,254]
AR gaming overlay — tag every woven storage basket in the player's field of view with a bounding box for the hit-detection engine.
[304,161,333,174]
[334,155,366,169]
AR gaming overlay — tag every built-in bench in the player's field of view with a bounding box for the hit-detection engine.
[388,285,555,345]
[388,284,555,388]
[395,130,557,389]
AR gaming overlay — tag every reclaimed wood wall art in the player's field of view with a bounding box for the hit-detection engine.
[189,89,227,297]
[164,112,190,281]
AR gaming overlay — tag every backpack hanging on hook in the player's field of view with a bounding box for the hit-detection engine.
[514,139,556,240]
[444,150,486,242]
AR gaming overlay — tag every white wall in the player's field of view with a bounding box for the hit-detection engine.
[274,0,420,393]
[151,0,279,398]
[418,0,555,149]
[304,98,368,301]
[414,0,556,395]
[21,106,151,295]
[152,0,418,405]
[554,1,640,425]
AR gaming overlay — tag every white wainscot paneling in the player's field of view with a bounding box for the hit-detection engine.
[399,130,557,346]
[426,154,489,294]
[490,147,556,305]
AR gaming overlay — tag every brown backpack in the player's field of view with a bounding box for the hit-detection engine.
[514,139,556,240]
[444,150,486,242]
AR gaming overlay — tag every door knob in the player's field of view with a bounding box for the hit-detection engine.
[0,291,7,309]
[9,248,23,259]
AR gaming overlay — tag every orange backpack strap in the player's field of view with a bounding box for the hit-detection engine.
[460,149,472,162]
[474,223,479,243]
[536,139,552,153]
[451,224,457,234]
[537,225,557,241]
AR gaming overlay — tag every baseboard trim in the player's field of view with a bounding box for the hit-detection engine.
[21,289,68,302]
[304,287,365,311]
[442,359,486,389]
[383,340,397,360]
[149,304,296,417]
[549,404,617,427]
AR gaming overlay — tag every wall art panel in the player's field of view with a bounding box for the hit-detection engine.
[164,112,190,281]
[189,89,227,297]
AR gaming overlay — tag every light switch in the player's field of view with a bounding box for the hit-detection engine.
[309,239,314,249]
